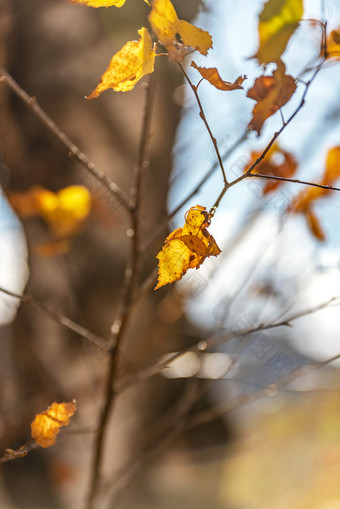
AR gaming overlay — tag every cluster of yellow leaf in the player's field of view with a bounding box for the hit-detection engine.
[290,146,340,241]
[31,401,77,448]
[72,0,212,96]
[248,143,297,194]
[247,60,296,135]
[155,205,221,290]
[191,62,246,91]
[9,185,91,238]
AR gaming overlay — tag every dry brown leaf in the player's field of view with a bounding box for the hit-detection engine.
[191,61,246,91]
[248,144,297,194]
[247,60,296,135]
[31,401,77,448]
[155,205,221,290]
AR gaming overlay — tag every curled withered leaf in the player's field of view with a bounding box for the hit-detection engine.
[247,143,297,194]
[31,401,77,448]
[247,60,296,135]
[191,61,246,91]
[155,205,221,290]
[87,27,156,97]
[254,0,304,64]
[149,0,212,62]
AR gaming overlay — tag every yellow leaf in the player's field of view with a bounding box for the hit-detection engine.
[155,205,221,290]
[31,401,77,448]
[87,27,156,97]
[325,146,340,181]
[254,0,303,64]
[247,60,296,135]
[149,0,212,62]
[69,0,126,6]
[326,29,340,60]
[191,61,246,91]
[36,185,92,238]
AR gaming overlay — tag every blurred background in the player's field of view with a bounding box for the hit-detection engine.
[0,0,340,508]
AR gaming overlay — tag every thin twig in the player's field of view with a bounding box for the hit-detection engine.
[210,57,325,214]
[108,346,340,507]
[140,131,248,254]
[185,350,340,431]
[107,380,200,508]
[116,297,340,393]
[0,440,37,464]
[0,286,110,351]
[249,172,340,193]
[0,66,130,212]
[178,63,228,185]
[86,74,156,509]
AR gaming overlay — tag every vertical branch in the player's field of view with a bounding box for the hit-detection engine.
[86,74,156,509]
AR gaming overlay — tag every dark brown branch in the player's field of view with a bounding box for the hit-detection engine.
[86,74,156,509]
[0,66,130,212]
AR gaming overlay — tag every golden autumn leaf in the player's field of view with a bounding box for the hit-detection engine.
[290,146,340,241]
[31,401,77,448]
[191,61,246,91]
[155,205,221,290]
[247,143,297,194]
[149,0,212,62]
[87,27,156,97]
[326,29,340,60]
[254,0,304,64]
[36,185,92,238]
[247,60,296,135]
[69,0,126,6]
